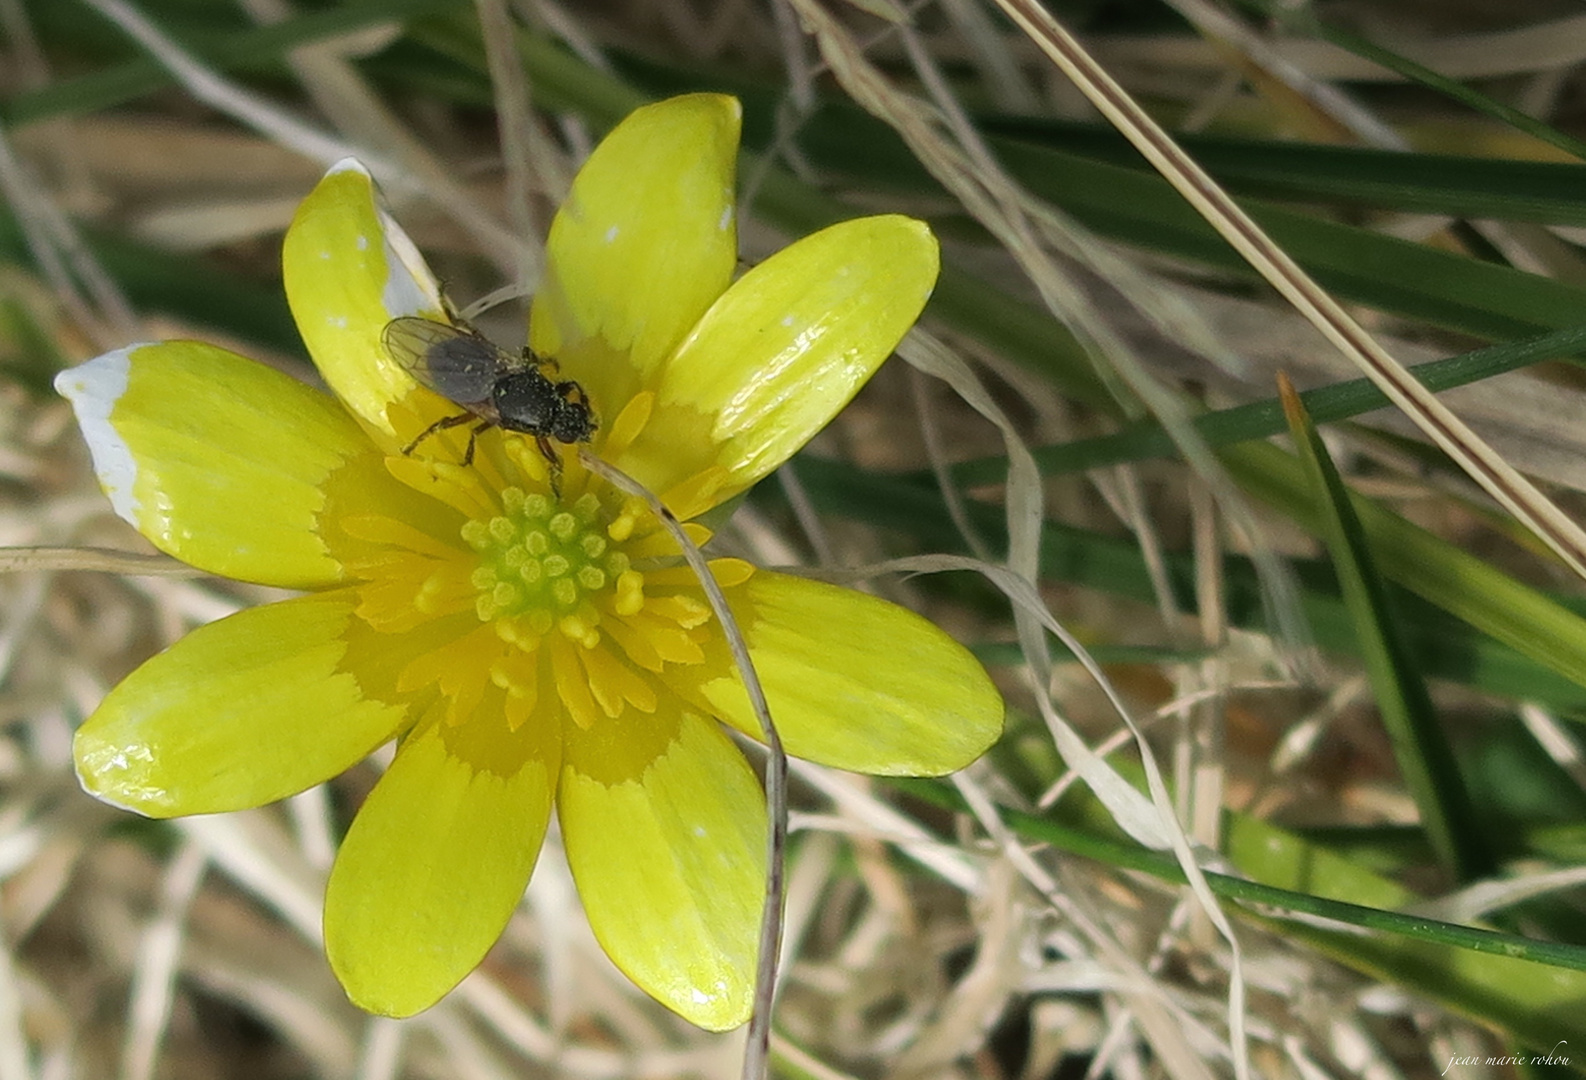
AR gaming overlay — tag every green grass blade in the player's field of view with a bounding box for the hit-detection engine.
[989,140,1586,341]
[1247,3,1586,164]
[944,323,1586,486]
[1,0,471,129]
[977,116,1586,222]
[769,99,1586,339]
[1224,439,1586,698]
[1279,375,1492,880]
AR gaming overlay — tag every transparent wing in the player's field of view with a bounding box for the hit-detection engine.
[382,317,511,404]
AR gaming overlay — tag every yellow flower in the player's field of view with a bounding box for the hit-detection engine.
[56,94,1002,1029]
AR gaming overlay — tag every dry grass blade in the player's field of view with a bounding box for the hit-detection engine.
[120,841,206,1080]
[1160,0,1407,147]
[0,121,138,347]
[0,547,197,575]
[991,0,1586,585]
[236,0,530,278]
[821,545,1251,1080]
[80,0,535,281]
[78,0,381,174]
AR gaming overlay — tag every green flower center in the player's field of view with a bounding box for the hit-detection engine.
[462,486,632,630]
[353,433,737,729]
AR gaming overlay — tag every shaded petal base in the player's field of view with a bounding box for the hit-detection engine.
[325,697,559,1017]
[560,700,764,1031]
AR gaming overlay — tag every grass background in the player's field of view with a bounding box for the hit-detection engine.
[5,0,1586,1077]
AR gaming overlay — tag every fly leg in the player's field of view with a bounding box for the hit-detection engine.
[460,419,492,466]
[536,434,565,496]
[402,411,477,456]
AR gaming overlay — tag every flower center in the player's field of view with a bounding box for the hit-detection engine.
[463,487,633,630]
[344,407,752,733]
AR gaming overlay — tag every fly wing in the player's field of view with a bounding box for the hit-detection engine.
[383,317,510,405]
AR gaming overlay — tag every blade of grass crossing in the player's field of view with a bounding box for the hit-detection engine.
[893,776,1586,1052]
[1223,440,1586,698]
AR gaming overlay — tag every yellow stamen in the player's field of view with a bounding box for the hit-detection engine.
[552,636,601,730]
[659,465,732,522]
[613,569,646,616]
[579,644,659,718]
[601,390,655,460]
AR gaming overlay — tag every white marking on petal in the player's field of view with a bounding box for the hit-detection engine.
[604,224,620,244]
[717,205,733,232]
[328,315,349,329]
[779,314,794,327]
[54,347,143,525]
[356,234,369,251]
[377,204,443,318]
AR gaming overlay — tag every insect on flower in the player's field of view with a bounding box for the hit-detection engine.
[383,314,598,479]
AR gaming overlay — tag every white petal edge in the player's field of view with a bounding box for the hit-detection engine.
[321,157,441,323]
[55,345,145,525]
[378,204,442,319]
[327,158,445,323]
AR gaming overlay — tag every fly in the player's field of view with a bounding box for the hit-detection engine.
[382,315,597,488]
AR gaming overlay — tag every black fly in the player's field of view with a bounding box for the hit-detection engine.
[382,316,597,487]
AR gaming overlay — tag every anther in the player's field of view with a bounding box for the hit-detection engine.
[614,569,645,616]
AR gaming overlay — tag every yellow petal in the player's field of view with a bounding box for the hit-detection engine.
[611,215,939,501]
[55,341,392,588]
[73,592,408,817]
[684,571,1002,775]
[282,159,445,440]
[325,693,559,1017]
[529,94,740,426]
[559,699,763,1031]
